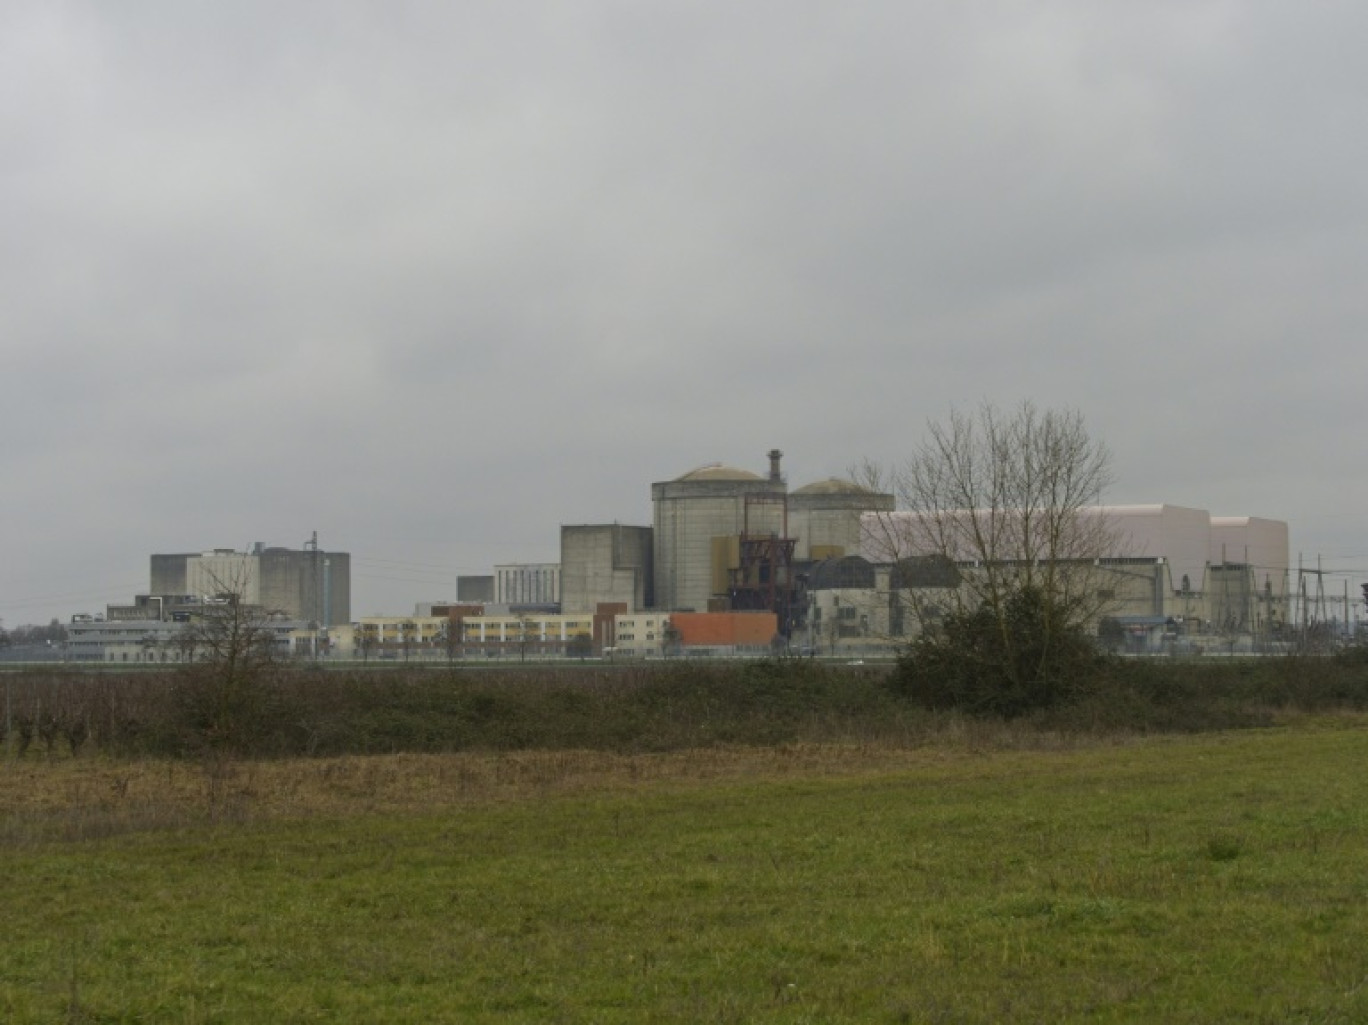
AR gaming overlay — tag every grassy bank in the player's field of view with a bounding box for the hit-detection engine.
[4,717,1368,1022]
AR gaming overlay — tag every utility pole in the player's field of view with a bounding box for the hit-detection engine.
[1318,555,1328,626]
[305,530,322,659]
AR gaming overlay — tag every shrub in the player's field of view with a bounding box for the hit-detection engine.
[12,646,1368,761]
[888,586,1108,716]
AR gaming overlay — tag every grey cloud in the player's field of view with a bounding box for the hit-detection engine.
[4,1,1368,623]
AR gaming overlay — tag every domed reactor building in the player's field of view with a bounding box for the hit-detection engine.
[790,477,896,561]
[651,450,894,634]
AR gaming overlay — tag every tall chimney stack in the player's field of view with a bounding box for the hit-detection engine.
[768,448,784,483]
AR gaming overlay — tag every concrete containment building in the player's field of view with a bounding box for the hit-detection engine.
[559,524,653,613]
[652,451,897,616]
[651,457,788,612]
[789,479,895,560]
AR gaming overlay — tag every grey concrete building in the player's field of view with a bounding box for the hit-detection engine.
[147,544,350,625]
[651,459,787,613]
[789,478,896,560]
[457,575,495,603]
[559,524,654,613]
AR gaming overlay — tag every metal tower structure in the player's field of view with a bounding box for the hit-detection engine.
[727,493,804,636]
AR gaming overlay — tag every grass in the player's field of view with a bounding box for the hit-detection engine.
[3,716,1368,1021]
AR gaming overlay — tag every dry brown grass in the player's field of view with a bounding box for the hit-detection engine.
[0,745,932,829]
[0,714,1163,846]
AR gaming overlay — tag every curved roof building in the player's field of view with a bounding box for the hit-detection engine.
[651,460,786,612]
[673,464,765,483]
[650,453,897,612]
[790,478,895,560]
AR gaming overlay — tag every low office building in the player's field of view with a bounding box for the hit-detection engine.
[339,616,455,659]
[611,612,673,658]
[337,612,599,659]
[66,618,189,663]
[66,614,308,663]
[458,613,597,658]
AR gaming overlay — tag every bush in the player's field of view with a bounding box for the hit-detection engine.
[8,647,1368,761]
[1042,659,1273,733]
[889,586,1108,717]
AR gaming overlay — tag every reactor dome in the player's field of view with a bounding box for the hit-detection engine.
[793,478,875,496]
[673,463,765,483]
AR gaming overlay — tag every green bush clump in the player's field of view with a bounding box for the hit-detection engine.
[70,659,902,759]
[888,587,1107,717]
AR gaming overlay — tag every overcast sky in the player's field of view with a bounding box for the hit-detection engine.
[4,1,1367,624]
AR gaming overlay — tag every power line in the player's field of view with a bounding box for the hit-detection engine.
[0,583,148,611]
[352,556,484,572]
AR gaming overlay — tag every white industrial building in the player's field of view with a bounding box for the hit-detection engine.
[855,504,1291,649]
[493,563,560,606]
[65,615,310,663]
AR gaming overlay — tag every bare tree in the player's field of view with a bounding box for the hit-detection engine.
[865,402,1122,709]
[660,621,681,658]
[174,567,286,753]
[515,615,536,663]
[567,631,593,660]
[355,622,378,662]
[436,618,462,669]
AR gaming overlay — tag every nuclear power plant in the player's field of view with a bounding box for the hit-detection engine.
[545,448,1294,652]
[554,451,894,629]
[64,449,1298,662]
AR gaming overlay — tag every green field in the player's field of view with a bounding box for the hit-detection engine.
[4,718,1368,1023]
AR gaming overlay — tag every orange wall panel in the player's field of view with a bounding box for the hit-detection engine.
[672,611,777,647]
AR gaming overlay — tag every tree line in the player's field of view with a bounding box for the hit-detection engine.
[0,619,67,649]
